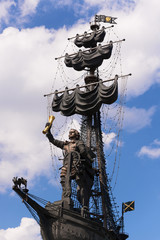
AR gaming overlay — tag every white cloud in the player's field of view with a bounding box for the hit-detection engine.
[0,25,86,193]
[0,0,16,25]
[0,218,42,240]
[112,0,160,96]
[101,103,156,134]
[138,146,160,159]
[123,106,156,132]
[0,26,60,192]
[0,0,41,28]
[19,0,40,17]
[153,139,160,146]
[138,139,160,159]
[103,132,117,149]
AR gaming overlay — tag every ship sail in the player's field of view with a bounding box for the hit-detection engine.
[52,77,118,116]
[64,42,113,71]
[74,26,106,48]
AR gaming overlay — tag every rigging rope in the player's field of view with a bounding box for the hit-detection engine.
[28,193,48,205]
[24,201,40,225]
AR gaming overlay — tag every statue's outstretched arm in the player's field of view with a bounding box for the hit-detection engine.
[46,127,64,150]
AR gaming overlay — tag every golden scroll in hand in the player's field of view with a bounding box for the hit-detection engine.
[42,115,55,134]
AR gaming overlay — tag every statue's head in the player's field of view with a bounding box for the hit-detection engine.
[69,129,80,140]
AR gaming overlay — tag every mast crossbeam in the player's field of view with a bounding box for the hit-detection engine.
[44,73,131,97]
[68,25,114,41]
[55,39,125,60]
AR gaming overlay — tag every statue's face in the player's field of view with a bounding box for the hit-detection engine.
[69,129,76,140]
[69,129,79,140]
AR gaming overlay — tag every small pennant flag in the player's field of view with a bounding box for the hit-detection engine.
[123,201,135,213]
[95,15,117,24]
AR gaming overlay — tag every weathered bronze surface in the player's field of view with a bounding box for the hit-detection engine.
[46,128,95,209]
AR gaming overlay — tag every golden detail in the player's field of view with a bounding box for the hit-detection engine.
[106,17,111,22]
[42,115,55,134]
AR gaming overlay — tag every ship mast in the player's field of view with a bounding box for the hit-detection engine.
[51,17,124,230]
[80,20,115,229]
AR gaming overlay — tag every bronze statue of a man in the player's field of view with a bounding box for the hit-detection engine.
[45,126,95,209]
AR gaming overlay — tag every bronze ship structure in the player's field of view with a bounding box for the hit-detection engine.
[12,15,132,240]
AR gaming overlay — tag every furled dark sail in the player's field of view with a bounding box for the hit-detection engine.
[74,27,106,48]
[52,77,118,116]
[64,42,113,71]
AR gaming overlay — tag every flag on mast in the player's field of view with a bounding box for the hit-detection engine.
[122,201,135,213]
[95,15,117,24]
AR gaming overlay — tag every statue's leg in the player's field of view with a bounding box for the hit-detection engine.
[76,174,88,207]
[62,154,73,209]
[60,168,67,199]
[84,176,93,207]
[76,176,83,205]
[76,174,93,218]
[76,172,94,208]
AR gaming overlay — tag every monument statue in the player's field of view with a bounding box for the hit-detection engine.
[12,16,132,240]
[45,123,96,210]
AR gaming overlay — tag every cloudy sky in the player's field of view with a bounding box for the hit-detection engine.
[0,0,160,239]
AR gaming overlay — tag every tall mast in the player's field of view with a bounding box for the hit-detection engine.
[79,21,116,229]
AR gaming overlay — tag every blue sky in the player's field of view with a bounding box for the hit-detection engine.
[0,0,160,239]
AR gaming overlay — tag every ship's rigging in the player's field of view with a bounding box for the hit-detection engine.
[46,23,128,185]
[44,23,129,229]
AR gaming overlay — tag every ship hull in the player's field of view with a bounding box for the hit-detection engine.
[40,201,127,240]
